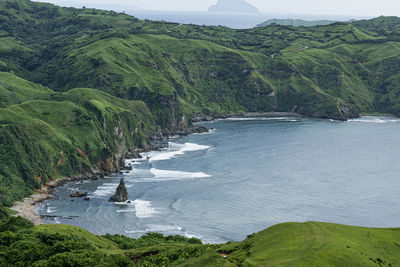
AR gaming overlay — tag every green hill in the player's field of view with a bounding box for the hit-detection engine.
[2,1,400,264]
[2,217,400,266]
[0,0,400,213]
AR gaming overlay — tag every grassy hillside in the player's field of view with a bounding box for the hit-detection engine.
[0,0,400,209]
[2,1,400,264]
[0,74,158,207]
[0,0,373,121]
[2,217,400,266]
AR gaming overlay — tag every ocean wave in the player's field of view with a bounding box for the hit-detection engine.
[114,199,157,218]
[47,207,56,213]
[221,117,296,121]
[91,183,118,197]
[116,209,136,213]
[132,199,157,219]
[348,117,400,123]
[149,168,211,181]
[183,232,202,239]
[145,224,183,232]
[147,142,210,162]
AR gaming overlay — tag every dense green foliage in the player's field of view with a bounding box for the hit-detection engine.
[0,0,375,208]
[2,1,400,265]
[0,76,157,207]
[1,217,400,266]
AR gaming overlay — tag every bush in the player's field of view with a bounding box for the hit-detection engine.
[0,216,33,232]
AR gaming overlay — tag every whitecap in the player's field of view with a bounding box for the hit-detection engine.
[132,199,157,219]
[221,117,294,121]
[116,209,136,213]
[147,142,210,162]
[91,183,118,197]
[47,207,56,213]
[124,225,183,234]
[183,232,201,239]
[149,168,211,181]
[348,117,400,123]
[145,224,183,232]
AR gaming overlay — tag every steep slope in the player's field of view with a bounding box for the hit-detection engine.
[2,0,400,214]
[0,76,158,207]
[0,71,52,107]
[0,0,363,122]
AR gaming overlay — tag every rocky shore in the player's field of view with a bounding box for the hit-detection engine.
[10,124,210,224]
[191,112,303,122]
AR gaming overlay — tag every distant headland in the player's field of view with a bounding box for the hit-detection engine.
[208,0,260,14]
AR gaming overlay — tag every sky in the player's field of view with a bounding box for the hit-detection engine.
[35,0,400,16]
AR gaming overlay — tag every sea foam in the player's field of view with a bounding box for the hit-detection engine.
[91,183,118,197]
[348,117,400,123]
[147,142,210,162]
[150,168,211,181]
[132,199,157,218]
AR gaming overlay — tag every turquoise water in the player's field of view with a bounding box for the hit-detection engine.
[38,116,400,243]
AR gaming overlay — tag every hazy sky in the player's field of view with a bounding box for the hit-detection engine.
[36,0,400,16]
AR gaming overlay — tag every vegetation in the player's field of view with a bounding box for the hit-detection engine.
[2,0,400,265]
[1,217,400,266]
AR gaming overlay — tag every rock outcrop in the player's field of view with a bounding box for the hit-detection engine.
[109,178,128,202]
[70,191,88,198]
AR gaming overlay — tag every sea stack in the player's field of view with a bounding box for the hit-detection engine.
[109,178,128,202]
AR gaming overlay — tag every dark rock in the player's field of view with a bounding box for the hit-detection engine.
[127,200,131,204]
[339,102,359,120]
[109,178,129,202]
[70,191,88,198]
[124,165,133,171]
[83,197,90,201]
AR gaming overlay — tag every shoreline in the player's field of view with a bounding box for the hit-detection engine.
[9,125,210,225]
[10,112,396,225]
[192,112,303,122]
[10,177,71,225]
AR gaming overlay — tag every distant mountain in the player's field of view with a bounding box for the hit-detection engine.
[258,19,338,27]
[208,0,260,14]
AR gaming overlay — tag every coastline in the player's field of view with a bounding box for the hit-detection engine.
[10,178,69,225]
[192,112,303,122]
[11,112,393,225]
[9,125,210,225]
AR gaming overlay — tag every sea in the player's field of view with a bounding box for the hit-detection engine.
[38,116,400,243]
[127,11,369,29]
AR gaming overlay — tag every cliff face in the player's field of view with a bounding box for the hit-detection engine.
[0,85,157,207]
[208,0,260,13]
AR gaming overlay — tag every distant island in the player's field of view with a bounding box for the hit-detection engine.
[257,18,339,27]
[208,0,260,14]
